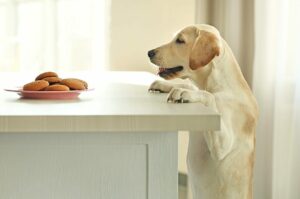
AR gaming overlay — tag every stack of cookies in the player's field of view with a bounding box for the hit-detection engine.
[23,72,88,91]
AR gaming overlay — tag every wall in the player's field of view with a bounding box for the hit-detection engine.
[108,0,195,73]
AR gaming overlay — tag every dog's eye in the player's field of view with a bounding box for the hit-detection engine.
[176,38,185,44]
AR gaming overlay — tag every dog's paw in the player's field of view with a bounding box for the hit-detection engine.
[167,88,193,103]
[148,80,174,93]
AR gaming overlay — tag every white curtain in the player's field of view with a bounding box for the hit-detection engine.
[197,0,300,198]
[253,0,300,198]
[0,0,107,72]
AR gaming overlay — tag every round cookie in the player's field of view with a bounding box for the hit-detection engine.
[77,79,88,89]
[23,80,49,91]
[68,78,88,89]
[42,76,62,84]
[35,71,58,80]
[61,78,86,90]
[44,84,70,91]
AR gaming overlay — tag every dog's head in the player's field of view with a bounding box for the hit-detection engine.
[148,24,222,79]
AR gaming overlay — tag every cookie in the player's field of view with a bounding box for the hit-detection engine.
[44,84,70,91]
[42,76,62,84]
[78,79,88,89]
[35,71,58,80]
[23,80,49,91]
[62,78,88,89]
[61,78,86,90]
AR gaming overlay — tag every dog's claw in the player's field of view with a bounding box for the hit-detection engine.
[167,98,190,103]
[148,89,162,93]
[175,99,183,103]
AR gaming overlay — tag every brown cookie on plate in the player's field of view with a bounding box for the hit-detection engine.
[44,84,70,91]
[42,76,62,84]
[35,71,58,80]
[77,79,88,89]
[61,78,86,90]
[23,80,49,91]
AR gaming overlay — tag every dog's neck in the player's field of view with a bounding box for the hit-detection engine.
[189,39,249,93]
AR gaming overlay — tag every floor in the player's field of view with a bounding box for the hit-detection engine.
[179,172,188,199]
[179,185,188,199]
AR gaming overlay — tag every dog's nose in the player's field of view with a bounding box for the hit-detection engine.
[148,50,156,59]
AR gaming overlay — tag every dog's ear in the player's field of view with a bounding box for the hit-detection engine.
[189,30,220,70]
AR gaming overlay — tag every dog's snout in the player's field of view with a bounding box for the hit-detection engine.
[148,50,156,59]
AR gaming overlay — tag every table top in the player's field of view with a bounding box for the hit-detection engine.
[0,72,220,132]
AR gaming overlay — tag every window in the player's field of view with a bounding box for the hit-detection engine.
[0,0,107,72]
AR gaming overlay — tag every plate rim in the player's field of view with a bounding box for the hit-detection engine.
[4,88,94,94]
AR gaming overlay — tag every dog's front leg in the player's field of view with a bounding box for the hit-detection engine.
[148,80,198,93]
[168,88,234,160]
[204,122,234,161]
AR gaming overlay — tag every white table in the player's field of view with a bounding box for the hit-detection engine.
[0,72,220,199]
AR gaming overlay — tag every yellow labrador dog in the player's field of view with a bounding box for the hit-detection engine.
[148,24,258,199]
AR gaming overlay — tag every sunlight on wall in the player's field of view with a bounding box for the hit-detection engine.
[0,0,108,72]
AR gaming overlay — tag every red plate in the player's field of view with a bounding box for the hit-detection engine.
[4,88,93,100]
